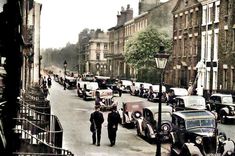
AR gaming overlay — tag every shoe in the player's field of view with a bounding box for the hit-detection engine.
[97,143,100,146]
[92,142,95,145]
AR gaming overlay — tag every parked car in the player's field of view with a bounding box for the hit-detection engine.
[77,81,99,100]
[118,101,144,127]
[82,72,94,82]
[136,106,172,143]
[129,82,143,96]
[172,95,207,111]
[147,85,166,102]
[95,76,122,96]
[207,93,235,124]
[120,80,132,93]
[170,110,219,155]
[169,87,188,97]
[98,89,114,111]
[139,83,152,98]
[64,76,77,89]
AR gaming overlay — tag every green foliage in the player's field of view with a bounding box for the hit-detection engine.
[41,43,78,71]
[124,25,172,70]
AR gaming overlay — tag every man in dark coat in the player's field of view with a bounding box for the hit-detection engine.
[89,105,104,146]
[107,105,121,146]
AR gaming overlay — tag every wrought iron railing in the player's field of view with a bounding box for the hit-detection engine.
[13,127,73,156]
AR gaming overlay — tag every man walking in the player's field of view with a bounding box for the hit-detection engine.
[107,105,121,146]
[89,105,104,146]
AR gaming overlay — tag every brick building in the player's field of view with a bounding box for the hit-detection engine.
[217,0,235,94]
[171,0,202,88]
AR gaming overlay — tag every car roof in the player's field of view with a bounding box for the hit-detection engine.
[95,76,110,79]
[173,110,215,120]
[144,106,172,114]
[176,95,205,100]
[211,93,232,97]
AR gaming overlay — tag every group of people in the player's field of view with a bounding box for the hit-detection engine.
[89,104,121,147]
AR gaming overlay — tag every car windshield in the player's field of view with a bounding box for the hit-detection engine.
[222,96,233,104]
[154,112,171,121]
[186,119,215,129]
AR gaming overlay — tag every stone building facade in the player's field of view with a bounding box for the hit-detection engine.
[87,30,109,76]
[77,29,109,76]
[106,5,133,79]
[171,0,202,88]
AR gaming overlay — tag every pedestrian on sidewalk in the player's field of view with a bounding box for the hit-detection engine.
[47,75,52,88]
[107,105,121,146]
[89,105,104,146]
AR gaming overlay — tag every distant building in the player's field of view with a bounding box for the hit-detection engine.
[87,29,109,76]
[77,29,93,74]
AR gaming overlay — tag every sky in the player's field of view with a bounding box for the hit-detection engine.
[37,0,168,49]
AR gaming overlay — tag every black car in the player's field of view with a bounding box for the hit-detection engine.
[170,110,219,156]
[207,93,235,124]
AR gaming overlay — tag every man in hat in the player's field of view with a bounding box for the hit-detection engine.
[107,105,121,146]
[90,105,104,146]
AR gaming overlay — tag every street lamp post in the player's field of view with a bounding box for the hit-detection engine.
[154,46,170,156]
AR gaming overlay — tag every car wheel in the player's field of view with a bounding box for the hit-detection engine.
[83,94,87,101]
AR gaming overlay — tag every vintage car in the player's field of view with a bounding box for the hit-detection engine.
[147,85,166,102]
[118,101,144,127]
[170,110,219,156]
[130,82,143,96]
[98,89,115,111]
[120,80,132,93]
[136,106,172,142]
[139,83,152,98]
[169,87,188,97]
[173,96,207,111]
[81,72,94,82]
[207,93,235,124]
[94,76,122,96]
[64,76,77,89]
[77,81,99,100]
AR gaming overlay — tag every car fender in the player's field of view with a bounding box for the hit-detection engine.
[181,142,203,156]
[136,118,144,133]
[220,107,229,115]
[123,113,131,123]
[170,132,177,144]
[146,124,155,138]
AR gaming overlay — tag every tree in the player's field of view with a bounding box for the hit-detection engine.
[124,25,172,83]
[125,25,172,70]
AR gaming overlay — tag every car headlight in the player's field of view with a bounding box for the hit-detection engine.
[135,112,141,118]
[195,136,202,144]
[218,135,226,143]
[227,151,232,155]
